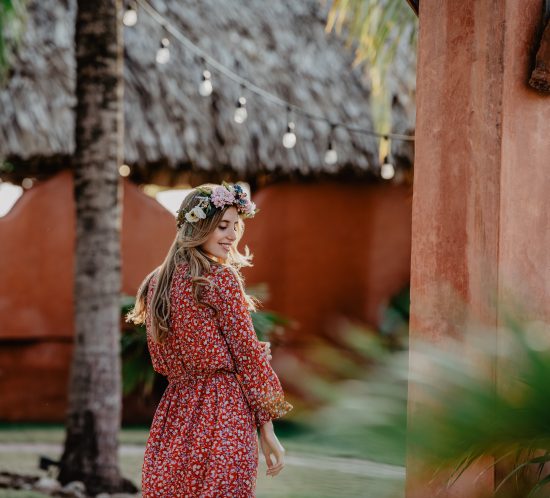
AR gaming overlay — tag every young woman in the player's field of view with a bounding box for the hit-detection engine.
[127,183,293,497]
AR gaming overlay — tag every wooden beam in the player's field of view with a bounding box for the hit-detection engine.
[529,18,550,92]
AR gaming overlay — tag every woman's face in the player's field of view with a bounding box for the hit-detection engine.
[201,207,239,261]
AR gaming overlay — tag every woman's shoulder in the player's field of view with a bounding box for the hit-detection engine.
[209,264,242,290]
[174,261,221,278]
[169,261,238,284]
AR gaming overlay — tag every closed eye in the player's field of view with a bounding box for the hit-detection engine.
[219,222,239,231]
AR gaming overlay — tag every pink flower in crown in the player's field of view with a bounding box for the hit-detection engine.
[211,186,235,208]
[239,199,257,217]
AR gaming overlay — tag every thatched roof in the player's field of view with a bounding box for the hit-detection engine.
[0,0,414,186]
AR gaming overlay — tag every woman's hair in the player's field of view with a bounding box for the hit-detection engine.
[125,184,257,344]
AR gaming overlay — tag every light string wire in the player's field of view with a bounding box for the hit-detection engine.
[133,0,415,143]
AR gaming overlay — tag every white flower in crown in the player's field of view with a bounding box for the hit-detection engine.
[185,205,207,223]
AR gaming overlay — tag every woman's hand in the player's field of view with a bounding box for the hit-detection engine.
[259,341,272,361]
[259,422,285,477]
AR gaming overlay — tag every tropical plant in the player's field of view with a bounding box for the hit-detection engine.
[0,0,26,83]
[317,315,550,496]
[378,284,409,350]
[120,296,154,397]
[326,0,417,134]
[327,0,417,71]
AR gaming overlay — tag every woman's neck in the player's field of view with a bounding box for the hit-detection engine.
[203,251,224,264]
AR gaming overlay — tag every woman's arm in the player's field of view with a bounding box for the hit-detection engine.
[212,267,293,428]
[259,420,286,476]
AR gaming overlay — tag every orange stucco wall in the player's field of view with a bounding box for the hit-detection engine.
[407,1,550,496]
[0,170,176,341]
[242,182,412,350]
[0,170,176,421]
[0,171,412,422]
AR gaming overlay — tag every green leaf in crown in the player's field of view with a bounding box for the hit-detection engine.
[196,186,212,196]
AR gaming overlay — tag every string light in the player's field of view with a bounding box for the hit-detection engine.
[130,0,413,182]
[324,125,338,165]
[282,122,297,149]
[379,135,395,180]
[119,164,131,177]
[282,107,297,149]
[234,96,248,124]
[380,156,395,180]
[324,143,337,165]
[134,0,415,145]
[199,70,213,97]
[21,178,34,189]
[156,37,170,64]
[123,4,138,27]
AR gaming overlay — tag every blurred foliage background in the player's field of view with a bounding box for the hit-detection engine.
[303,310,550,497]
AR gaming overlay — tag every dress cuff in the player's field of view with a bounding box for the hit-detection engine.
[254,395,294,428]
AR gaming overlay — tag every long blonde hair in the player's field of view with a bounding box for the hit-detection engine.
[125,184,257,344]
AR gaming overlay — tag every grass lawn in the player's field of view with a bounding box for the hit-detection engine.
[0,423,404,498]
[0,492,48,498]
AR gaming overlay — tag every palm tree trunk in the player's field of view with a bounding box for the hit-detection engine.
[58,1,135,494]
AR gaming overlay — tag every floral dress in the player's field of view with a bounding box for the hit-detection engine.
[141,263,293,497]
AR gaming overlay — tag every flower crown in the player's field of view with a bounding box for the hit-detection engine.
[176,182,257,229]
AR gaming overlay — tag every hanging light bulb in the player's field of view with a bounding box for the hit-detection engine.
[381,156,395,180]
[122,4,138,27]
[324,124,338,165]
[21,178,34,189]
[199,70,213,97]
[156,38,170,64]
[119,164,131,177]
[324,142,338,165]
[234,97,248,124]
[282,121,297,149]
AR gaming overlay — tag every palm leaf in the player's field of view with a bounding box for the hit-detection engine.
[528,472,550,498]
[0,0,26,83]
[326,0,417,131]
[320,316,550,495]
[327,0,417,70]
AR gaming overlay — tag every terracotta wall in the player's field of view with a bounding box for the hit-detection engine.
[242,182,412,350]
[407,1,550,496]
[0,170,176,422]
[0,172,412,422]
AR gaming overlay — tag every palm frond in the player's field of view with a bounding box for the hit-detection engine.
[326,0,417,133]
[327,0,417,69]
[0,0,26,83]
[310,316,550,495]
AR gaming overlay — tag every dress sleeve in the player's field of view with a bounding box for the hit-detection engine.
[145,274,169,377]
[212,267,293,428]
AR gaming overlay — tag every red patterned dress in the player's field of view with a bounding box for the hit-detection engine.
[141,263,293,497]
